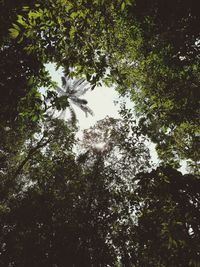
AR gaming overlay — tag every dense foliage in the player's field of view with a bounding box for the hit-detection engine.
[0,0,200,266]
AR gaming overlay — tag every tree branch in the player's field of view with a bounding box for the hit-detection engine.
[13,136,51,179]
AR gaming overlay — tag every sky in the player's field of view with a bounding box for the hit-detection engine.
[45,63,187,173]
[46,63,121,129]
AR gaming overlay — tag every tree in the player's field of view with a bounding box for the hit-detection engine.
[131,166,200,267]
[1,116,200,266]
[1,0,130,125]
[51,76,93,124]
[0,0,54,125]
[80,114,151,175]
[2,0,200,166]
[1,1,200,265]
[112,0,200,165]
[0,116,143,266]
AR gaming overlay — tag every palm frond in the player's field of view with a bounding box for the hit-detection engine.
[72,78,85,89]
[61,76,67,88]
[56,86,65,96]
[73,84,90,97]
[72,101,94,117]
[65,79,74,94]
[68,106,77,126]
[71,98,88,105]
[57,109,67,120]
[67,79,89,97]
[79,105,94,117]
[52,75,94,121]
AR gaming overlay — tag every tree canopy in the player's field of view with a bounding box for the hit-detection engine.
[0,0,200,266]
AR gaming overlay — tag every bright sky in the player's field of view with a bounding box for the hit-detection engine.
[46,63,121,129]
[45,63,187,173]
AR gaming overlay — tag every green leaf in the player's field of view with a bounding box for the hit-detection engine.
[22,6,30,11]
[121,2,125,11]
[12,23,20,30]
[70,12,77,19]
[17,15,27,27]
[69,26,76,40]
[9,28,19,39]
[32,115,38,122]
